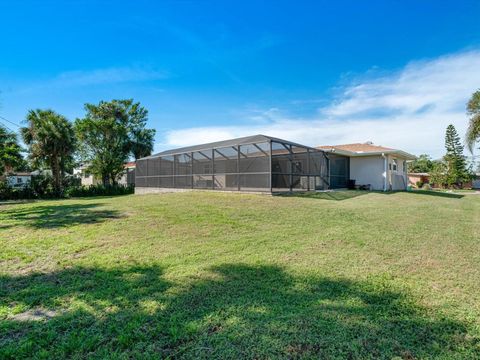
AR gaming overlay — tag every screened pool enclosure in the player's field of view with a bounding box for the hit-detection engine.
[136,135,345,193]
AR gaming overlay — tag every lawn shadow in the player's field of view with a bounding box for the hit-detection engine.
[0,203,124,229]
[408,190,464,199]
[279,190,369,201]
[0,264,475,358]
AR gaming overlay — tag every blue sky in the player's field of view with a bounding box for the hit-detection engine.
[1,0,480,157]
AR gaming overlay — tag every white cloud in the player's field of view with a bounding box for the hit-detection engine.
[159,49,480,158]
[54,66,169,86]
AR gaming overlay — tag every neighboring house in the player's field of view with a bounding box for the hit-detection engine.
[118,162,136,185]
[317,142,416,191]
[6,172,33,188]
[409,172,480,189]
[73,164,100,186]
[74,162,136,186]
[408,172,430,187]
[473,174,480,189]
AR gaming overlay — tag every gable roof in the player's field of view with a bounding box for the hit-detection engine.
[146,134,321,158]
[317,142,416,160]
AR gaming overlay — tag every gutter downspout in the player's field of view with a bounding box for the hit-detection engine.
[382,153,387,192]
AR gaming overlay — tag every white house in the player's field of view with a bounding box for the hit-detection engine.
[74,162,136,186]
[317,142,416,191]
[6,172,33,188]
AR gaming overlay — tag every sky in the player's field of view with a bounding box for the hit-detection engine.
[1,0,480,158]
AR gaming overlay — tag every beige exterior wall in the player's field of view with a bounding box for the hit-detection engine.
[387,155,408,190]
[349,155,409,191]
[349,156,386,190]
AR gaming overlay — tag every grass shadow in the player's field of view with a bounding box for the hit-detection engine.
[408,190,464,199]
[0,203,123,229]
[280,190,370,201]
[0,264,476,358]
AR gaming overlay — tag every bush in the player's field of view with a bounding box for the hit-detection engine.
[0,180,37,201]
[421,183,432,191]
[0,177,134,201]
[416,180,424,188]
[64,184,134,198]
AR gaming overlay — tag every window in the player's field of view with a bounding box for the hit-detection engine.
[17,177,23,184]
[392,159,398,172]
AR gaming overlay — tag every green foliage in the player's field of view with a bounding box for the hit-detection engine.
[429,161,448,188]
[75,99,155,185]
[21,109,76,195]
[0,176,130,200]
[466,89,480,152]
[444,124,471,187]
[415,180,424,188]
[130,128,156,160]
[407,154,434,173]
[421,183,432,190]
[0,125,24,175]
[64,184,134,197]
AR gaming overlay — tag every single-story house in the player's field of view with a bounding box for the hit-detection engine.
[408,172,430,187]
[473,174,480,189]
[5,172,33,188]
[317,142,416,191]
[135,135,416,194]
[74,162,136,186]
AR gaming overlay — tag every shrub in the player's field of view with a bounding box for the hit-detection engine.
[0,180,37,200]
[422,183,432,191]
[416,180,424,188]
[0,177,134,201]
[64,184,134,198]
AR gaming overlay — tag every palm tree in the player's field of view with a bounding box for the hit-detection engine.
[21,109,76,195]
[466,90,480,152]
[130,128,156,160]
[0,124,23,175]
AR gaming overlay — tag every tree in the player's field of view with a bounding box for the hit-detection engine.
[429,161,448,188]
[466,89,480,153]
[21,109,76,195]
[407,154,434,173]
[444,124,470,187]
[75,99,155,185]
[0,124,23,175]
[130,128,156,160]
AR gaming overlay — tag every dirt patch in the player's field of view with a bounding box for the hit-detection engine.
[11,308,58,322]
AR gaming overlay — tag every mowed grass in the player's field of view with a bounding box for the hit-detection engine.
[0,191,479,359]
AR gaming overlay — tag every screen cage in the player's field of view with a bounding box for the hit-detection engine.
[136,135,335,193]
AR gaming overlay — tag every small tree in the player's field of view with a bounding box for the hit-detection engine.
[429,161,448,188]
[408,154,434,173]
[75,99,155,185]
[0,124,24,175]
[21,109,76,195]
[444,124,470,188]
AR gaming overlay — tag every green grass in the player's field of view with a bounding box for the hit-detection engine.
[1,191,479,359]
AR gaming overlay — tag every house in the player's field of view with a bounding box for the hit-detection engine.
[408,172,430,187]
[473,174,480,189]
[74,162,136,186]
[5,172,33,188]
[317,142,416,191]
[135,135,416,194]
[119,162,136,185]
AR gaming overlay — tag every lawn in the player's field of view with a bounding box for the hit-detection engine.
[1,191,479,359]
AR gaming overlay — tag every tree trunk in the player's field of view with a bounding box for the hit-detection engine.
[51,156,62,196]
